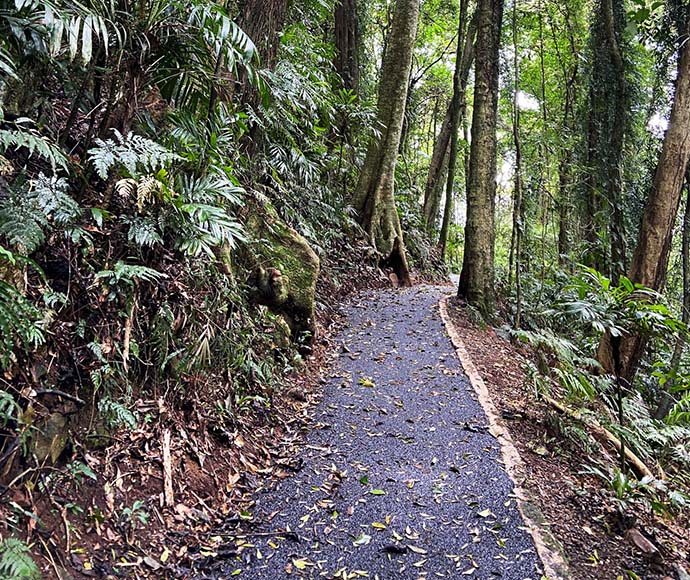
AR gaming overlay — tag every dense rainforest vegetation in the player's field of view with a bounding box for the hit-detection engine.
[1,0,690,576]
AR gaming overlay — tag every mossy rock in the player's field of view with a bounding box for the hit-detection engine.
[245,195,320,340]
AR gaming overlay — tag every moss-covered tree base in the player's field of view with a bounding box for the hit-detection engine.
[244,193,320,343]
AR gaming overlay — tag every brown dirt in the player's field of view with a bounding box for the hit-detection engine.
[0,253,390,579]
[444,296,690,580]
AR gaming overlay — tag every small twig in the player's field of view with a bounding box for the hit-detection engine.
[0,466,63,497]
[34,389,86,406]
[37,535,62,579]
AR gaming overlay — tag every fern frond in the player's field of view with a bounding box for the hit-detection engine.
[0,127,68,171]
[122,216,163,248]
[0,280,46,367]
[136,175,162,211]
[32,174,81,225]
[95,262,167,290]
[180,172,244,205]
[115,178,137,199]
[89,131,178,179]
[98,398,138,430]
[666,393,690,426]
[0,173,80,252]
[0,537,40,580]
[0,200,46,253]
[0,389,21,426]
[0,155,13,175]
[174,202,245,257]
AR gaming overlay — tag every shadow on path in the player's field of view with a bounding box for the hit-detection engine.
[194,286,542,580]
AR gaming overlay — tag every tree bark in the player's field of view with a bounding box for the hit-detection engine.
[457,0,504,315]
[599,9,690,382]
[423,106,452,231]
[583,0,627,279]
[656,177,690,418]
[237,0,290,156]
[239,0,290,71]
[334,0,359,92]
[509,0,523,329]
[353,0,420,285]
[422,12,477,233]
[438,0,470,260]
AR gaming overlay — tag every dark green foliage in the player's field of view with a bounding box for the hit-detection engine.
[0,537,40,580]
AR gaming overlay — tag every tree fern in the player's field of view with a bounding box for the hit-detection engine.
[0,537,40,580]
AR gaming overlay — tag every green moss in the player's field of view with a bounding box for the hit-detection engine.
[245,199,320,335]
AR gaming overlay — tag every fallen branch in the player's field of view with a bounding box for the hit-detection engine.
[162,429,174,507]
[543,395,656,480]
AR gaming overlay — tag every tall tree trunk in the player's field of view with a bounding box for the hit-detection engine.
[457,0,504,315]
[545,0,580,263]
[438,0,470,260]
[334,0,359,92]
[599,9,690,382]
[239,0,289,71]
[583,0,627,279]
[238,0,290,156]
[656,177,690,418]
[422,12,477,233]
[509,0,524,329]
[353,0,420,285]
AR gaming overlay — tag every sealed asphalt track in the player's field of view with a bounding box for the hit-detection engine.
[195,285,542,579]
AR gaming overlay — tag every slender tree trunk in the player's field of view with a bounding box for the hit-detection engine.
[334,0,359,92]
[353,0,420,285]
[439,0,470,260]
[422,12,477,233]
[656,177,690,418]
[510,0,524,329]
[545,1,579,263]
[599,9,690,382]
[457,0,504,315]
[423,106,452,230]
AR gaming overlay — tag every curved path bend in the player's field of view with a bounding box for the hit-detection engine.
[197,286,543,580]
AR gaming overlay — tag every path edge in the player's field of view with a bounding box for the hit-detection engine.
[438,295,571,580]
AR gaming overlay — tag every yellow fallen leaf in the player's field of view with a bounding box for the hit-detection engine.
[293,558,312,570]
[371,522,386,530]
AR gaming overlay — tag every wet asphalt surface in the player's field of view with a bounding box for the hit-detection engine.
[193,286,542,579]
